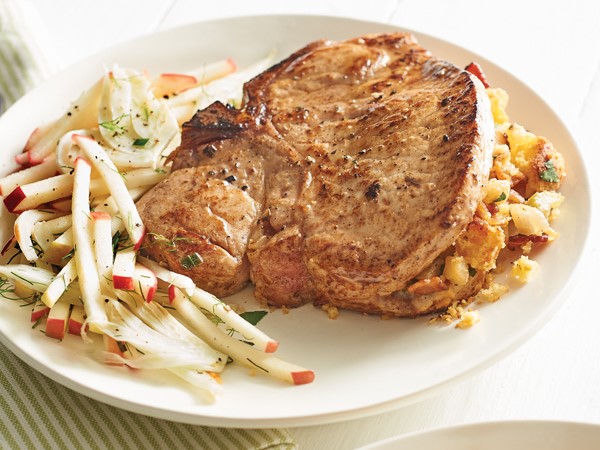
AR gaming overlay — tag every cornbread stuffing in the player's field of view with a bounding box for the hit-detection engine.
[430,83,565,328]
[321,304,340,320]
[511,256,539,284]
[456,310,481,329]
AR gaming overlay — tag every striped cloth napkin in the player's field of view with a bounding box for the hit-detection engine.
[0,1,297,448]
[0,0,54,111]
[0,345,296,449]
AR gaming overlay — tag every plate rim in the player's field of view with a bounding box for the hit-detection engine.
[356,419,600,449]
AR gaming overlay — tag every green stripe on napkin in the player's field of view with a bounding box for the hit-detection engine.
[0,344,297,449]
[0,0,48,108]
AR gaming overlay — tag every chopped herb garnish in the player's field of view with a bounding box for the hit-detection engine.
[246,358,269,373]
[0,278,23,301]
[133,138,149,147]
[61,248,75,260]
[468,267,477,277]
[112,230,133,254]
[99,113,129,135]
[494,192,507,202]
[99,159,128,181]
[180,252,203,270]
[61,165,75,174]
[142,105,151,122]
[30,239,44,258]
[7,243,23,265]
[240,310,268,326]
[540,160,559,182]
[154,168,167,175]
[147,233,193,252]
[112,230,122,254]
[32,315,45,329]
[138,280,147,303]
[199,307,225,327]
[10,271,45,286]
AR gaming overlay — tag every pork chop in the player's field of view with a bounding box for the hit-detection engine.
[136,33,494,317]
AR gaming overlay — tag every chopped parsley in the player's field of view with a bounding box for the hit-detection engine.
[180,252,203,270]
[133,138,149,147]
[494,192,507,202]
[540,160,559,182]
[240,310,268,326]
[148,232,193,252]
[99,113,129,135]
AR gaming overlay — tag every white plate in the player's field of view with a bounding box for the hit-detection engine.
[0,15,590,428]
[358,421,600,450]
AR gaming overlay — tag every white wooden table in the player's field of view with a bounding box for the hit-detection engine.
[23,0,600,448]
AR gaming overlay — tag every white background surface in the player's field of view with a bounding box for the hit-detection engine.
[19,0,600,448]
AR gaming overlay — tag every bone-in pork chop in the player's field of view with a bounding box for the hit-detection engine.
[136,33,494,317]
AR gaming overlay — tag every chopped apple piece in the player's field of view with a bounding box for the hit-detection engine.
[169,286,313,385]
[42,228,73,264]
[58,283,83,305]
[68,305,87,335]
[137,255,195,296]
[3,173,73,213]
[186,58,237,85]
[32,213,72,252]
[55,129,102,175]
[0,154,57,196]
[43,204,127,266]
[4,166,167,214]
[45,197,72,212]
[115,262,157,303]
[123,168,169,189]
[22,122,54,154]
[71,157,107,332]
[167,58,239,108]
[13,276,37,299]
[93,200,124,232]
[41,259,77,308]
[45,302,71,340]
[168,54,273,112]
[24,79,102,165]
[113,248,136,291]
[153,73,197,99]
[189,287,278,353]
[33,259,54,274]
[91,211,114,295]
[133,264,157,303]
[31,299,50,323]
[14,152,31,166]
[74,135,146,249]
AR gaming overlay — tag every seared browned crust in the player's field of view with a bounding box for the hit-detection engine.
[137,33,494,316]
[313,268,487,318]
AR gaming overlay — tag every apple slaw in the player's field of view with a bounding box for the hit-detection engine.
[0,55,314,401]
